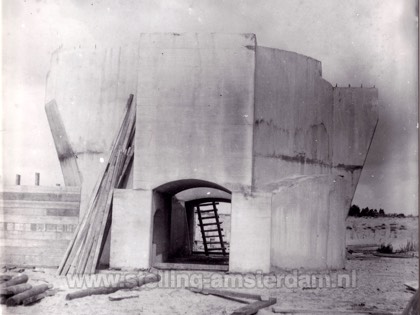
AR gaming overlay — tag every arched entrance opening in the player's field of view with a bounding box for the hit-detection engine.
[152,179,232,270]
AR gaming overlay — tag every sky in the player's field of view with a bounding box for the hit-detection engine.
[2,0,418,214]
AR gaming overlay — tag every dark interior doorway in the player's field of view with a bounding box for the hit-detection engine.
[151,179,232,271]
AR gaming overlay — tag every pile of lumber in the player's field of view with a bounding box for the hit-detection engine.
[58,95,136,275]
[0,274,53,306]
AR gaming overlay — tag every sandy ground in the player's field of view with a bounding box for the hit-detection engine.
[1,217,418,315]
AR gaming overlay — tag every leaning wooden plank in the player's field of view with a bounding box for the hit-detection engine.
[67,164,114,275]
[0,283,32,296]
[85,107,135,273]
[95,206,113,272]
[65,169,110,275]
[106,94,134,158]
[0,274,28,288]
[45,100,81,186]
[6,284,52,306]
[65,273,160,300]
[231,298,277,315]
[57,163,106,275]
[77,162,117,274]
[58,96,130,275]
[117,146,134,188]
[59,94,135,275]
[88,153,125,273]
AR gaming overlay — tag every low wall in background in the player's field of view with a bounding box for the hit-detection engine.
[0,185,80,267]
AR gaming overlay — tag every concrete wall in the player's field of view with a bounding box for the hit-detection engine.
[332,87,379,204]
[46,34,378,272]
[45,45,140,215]
[253,47,333,188]
[229,192,271,273]
[253,47,378,200]
[151,191,171,264]
[110,189,152,269]
[170,198,189,256]
[133,33,256,193]
[0,185,80,267]
[270,175,347,270]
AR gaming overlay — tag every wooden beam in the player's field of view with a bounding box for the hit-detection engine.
[187,287,262,301]
[155,262,228,271]
[6,284,52,306]
[0,283,32,296]
[0,274,28,288]
[45,100,81,187]
[272,307,399,314]
[65,273,160,300]
[232,298,277,315]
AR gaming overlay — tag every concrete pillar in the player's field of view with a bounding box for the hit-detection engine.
[110,189,153,269]
[229,192,272,273]
[270,175,347,270]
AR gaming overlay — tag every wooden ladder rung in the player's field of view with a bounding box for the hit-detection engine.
[204,236,224,240]
[207,248,224,251]
[200,222,223,226]
[201,216,218,220]
[192,251,228,255]
[204,228,223,233]
[197,209,215,213]
[198,202,219,207]
[206,241,224,244]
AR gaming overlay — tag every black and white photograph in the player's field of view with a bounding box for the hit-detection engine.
[1,1,419,314]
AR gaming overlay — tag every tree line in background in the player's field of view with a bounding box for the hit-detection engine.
[348,205,407,218]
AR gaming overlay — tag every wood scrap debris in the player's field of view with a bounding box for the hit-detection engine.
[232,298,277,315]
[187,287,276,315]
[404,281,418,292]
[65,273,160,300]
[108,294,139,301]
[0,274,53,307]
[58,94,136,276]
[272,306,400,314]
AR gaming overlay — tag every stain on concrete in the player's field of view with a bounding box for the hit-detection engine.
[335,163,363,172]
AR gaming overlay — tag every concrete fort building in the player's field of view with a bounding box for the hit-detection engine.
[45,33,378,273]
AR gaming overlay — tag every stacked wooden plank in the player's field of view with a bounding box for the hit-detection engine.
[58,95,136,275]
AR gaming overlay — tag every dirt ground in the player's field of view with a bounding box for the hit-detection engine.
[1,217,418,315]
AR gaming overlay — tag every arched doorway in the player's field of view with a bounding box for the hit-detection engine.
[151,179,232,270]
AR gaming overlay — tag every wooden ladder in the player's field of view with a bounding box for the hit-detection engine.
[196,201,226,256]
